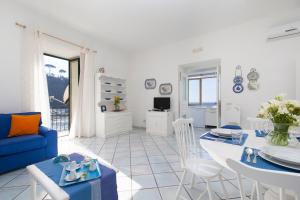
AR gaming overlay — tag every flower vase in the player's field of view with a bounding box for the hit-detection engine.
[114,104,120,111]
[270,123,290,146]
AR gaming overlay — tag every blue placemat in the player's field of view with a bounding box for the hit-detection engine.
[255,130,267,137]
[200,132,248,146]
[240,147,300,173]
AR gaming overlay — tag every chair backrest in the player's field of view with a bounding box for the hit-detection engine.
[172,118,196,168]
[247,117,269,130]
[222,103,240,126]
[226,159,300,197]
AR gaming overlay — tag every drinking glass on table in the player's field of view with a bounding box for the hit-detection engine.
[263,121,273,136]
[231,130,242,145]
[288,127,300,147]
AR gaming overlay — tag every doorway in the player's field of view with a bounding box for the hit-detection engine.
[44,54,80,136]
[178,59,221,128]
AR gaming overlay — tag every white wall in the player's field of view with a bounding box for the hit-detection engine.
[0,1,130,113]
[128,8,300,128]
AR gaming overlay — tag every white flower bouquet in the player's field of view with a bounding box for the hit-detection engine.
[257,94,300,145]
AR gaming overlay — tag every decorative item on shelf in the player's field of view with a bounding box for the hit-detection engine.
[159,83,172,95]
[233,65,244,93]
[145,78,156,89]
[257,94,300,146]
[101,105,107,112]
[113,96,121,111]
[247,68,259,90]
[97,67,105,74]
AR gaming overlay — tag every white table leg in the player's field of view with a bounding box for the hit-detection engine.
[31,175,37,200]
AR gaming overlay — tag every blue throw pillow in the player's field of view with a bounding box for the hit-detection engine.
[0,112,42,139]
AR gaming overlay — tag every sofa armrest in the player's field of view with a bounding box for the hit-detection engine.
[39,126,58,159]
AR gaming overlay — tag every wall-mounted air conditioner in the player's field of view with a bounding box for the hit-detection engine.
[267,21,300,40]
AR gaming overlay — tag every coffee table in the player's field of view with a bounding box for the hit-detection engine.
[27,153,118,200]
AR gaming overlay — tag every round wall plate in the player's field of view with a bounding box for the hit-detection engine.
[233,84,244,93]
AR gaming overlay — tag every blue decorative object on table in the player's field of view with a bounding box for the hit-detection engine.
[255,130,266,137]
[54,154,70,163]
[240,147,300,173]
[35,153,118,200]
[200,132,248,146]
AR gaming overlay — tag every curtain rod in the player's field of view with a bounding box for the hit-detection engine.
[15,22,97,53]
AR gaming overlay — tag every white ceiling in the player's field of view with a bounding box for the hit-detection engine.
[14,0,300,52]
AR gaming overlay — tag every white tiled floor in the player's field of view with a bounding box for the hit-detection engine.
[0,128,254,200]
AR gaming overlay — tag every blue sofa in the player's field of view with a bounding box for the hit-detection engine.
[0,112,58,174]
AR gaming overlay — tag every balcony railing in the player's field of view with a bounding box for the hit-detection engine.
[50,108,70,132]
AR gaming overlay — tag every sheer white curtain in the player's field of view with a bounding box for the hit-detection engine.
[70,49,96,138]
[21,30,51,127]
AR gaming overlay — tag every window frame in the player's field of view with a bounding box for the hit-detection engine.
[188,75,217,106]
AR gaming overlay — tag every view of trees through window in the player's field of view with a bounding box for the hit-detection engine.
[188,76,217,105]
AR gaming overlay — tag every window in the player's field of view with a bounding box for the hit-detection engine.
[188,76,217,105]
[44,54,70,132]
[202,77,217,104]
[188,79,200,104]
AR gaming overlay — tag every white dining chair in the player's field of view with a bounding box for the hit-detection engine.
[247,117,270,130]
[226,159,300,200]
[173,118,228,200]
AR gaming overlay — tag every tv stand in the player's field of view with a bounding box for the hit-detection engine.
[146,111,174,136]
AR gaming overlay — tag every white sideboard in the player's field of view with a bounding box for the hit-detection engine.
[146,111,174,136]
[95,74,132,138]
[96,111,132,138]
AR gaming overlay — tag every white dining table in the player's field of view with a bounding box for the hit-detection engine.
[199,130,300,200]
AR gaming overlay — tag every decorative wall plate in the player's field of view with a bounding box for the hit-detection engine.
[233,84,244,93]
[233,65,244,94]
[159,83,172,95]
[247,68,259,90]
[233,76,243,84]
[145,79,156,89]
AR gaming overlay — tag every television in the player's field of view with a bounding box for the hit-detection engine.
[154,97,170,111]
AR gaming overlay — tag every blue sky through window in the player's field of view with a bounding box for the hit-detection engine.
[202,78,217,104]
[44,55,69,78]
[188,79,200,104]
